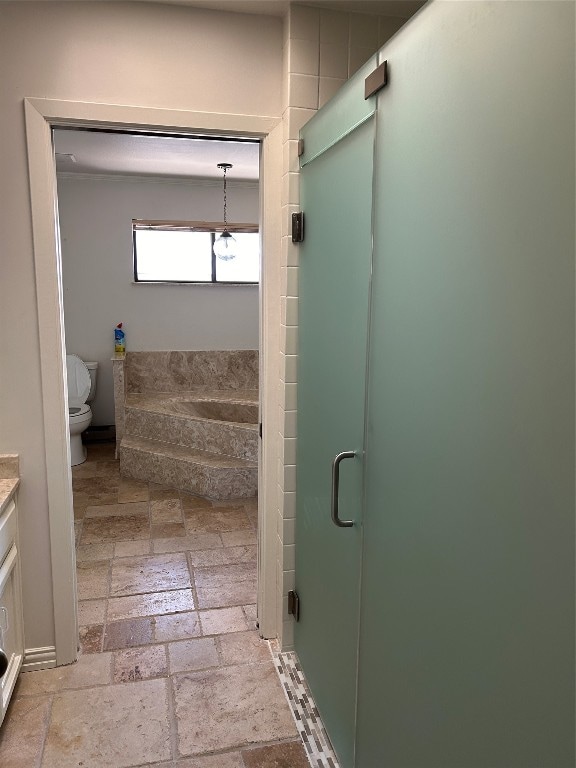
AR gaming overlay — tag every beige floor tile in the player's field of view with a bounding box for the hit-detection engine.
[117,477,150,503]
[151,521,187,539]
[85,501,149,518]
[76,542,115,562]
[152,533,222,554]
[171,754,245,768]
[154,611,202,642]
[113,644,168,683]
[77,598,107,626]
[0,695,52,768]
[42,679,171,768]
[107,589,195,622]
[220,530,257,548]
[79,624,104,654]
[180,493,213,510]
[150,498,183,523]
[188,545,257,568]
[85,443,117,461]
[76,560,110,600]
[81,515,150,543]
[199,607,250,636]
[110,553,191,596]
[217,632,272,666]
[103,617,155,651]
[241,741,311,768]
[194,563,257,609]
[174,662,298,756]
[150,483,181,501]
[168,637,219,673]
[183,506,252,534]
[16,653,113,696]
[114,539,152,558]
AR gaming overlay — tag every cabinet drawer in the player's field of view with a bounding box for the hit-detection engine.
[0,500,16,566]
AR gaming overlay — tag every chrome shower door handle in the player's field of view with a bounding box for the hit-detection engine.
[331,451,356,528]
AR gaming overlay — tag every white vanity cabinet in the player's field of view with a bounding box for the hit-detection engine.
[0,496,24,726]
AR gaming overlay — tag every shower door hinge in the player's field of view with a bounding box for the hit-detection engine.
[297,138,305,157]
[288,590,300,621]
[292,212,305,243]
[259,422,262,439]
[365,60,388,99]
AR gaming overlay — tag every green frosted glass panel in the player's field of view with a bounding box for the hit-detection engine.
[299,55,377,167]
[357,2,575,766]
[295,115,374,768]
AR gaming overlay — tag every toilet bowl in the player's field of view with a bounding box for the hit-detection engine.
[67,355,98,466]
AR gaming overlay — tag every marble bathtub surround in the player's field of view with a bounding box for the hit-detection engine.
[0,443,310,768]
[115,351,259,499]
[0,453,19,514]
[124,350,259,393]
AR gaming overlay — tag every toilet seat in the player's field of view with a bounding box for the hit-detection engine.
[69,403,91,419]
[66,354,91,407]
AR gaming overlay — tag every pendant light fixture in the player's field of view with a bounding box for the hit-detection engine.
[213,162,237,261]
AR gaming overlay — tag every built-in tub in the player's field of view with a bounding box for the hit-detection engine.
[169,398,258,425]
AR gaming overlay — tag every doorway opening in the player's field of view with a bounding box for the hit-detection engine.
[25,99,281,666]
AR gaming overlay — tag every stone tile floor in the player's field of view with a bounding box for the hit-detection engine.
[0,443,311,768]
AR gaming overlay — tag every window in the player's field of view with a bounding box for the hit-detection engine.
[133,221,260,284]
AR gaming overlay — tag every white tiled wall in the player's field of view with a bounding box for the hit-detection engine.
[277,4,408,649]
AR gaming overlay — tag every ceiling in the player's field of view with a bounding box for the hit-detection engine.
[53,130,261,181]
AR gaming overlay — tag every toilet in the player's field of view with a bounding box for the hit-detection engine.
[66,354,98,466]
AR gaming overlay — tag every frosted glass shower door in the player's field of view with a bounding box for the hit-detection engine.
[294,56,377,768]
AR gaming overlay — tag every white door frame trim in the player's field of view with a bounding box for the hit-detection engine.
[24,97,281,664]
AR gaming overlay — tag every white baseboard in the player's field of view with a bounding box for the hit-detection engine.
[22,646,57,672]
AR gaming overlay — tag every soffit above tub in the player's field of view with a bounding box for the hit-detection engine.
[53,130,260,181]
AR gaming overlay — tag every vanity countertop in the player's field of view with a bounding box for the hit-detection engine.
[0,454,20,514]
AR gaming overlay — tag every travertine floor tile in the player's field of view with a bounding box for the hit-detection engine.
[81,515,150,543]
[152,533,222,554]
[151,498,183,523]
[218,632,272,666]
[194,563,257,609]
[150,483,181,501]
[154,611,202,642]
[16,653,113,696]
[173,662,298,756]
[76,560,110,600]
[199,607,249,636]
[85,501,149,518]
[114,539,152,558]
[110,552,191,596]
[77,598,107,626]
[113,644,168,683]
[79,624,104,654]
[108,589,195,622]
[0,695,52,768]
[180,493,213,510]
[151,521,187,538]
[241,741,311,768]
[103,617,154,650]
[76,542,115,562]
[220,530,257,548]
[117,477,150,503]
[170,753,245,767]
[42,679,171,768]
[168,637,219,673]
[183,506,252,533]
[188,545,257,568]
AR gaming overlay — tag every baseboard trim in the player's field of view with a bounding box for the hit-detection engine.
[22,646,57,671]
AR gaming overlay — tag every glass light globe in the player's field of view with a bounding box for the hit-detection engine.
[213,231,237,261]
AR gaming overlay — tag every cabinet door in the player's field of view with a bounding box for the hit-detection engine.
[0,544,24,724]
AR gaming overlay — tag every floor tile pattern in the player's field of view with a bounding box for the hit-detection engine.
[274,650,341,768]
[0,443,313,768]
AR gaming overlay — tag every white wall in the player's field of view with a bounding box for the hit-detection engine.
[57,173,260,425]
[0,0,281,654]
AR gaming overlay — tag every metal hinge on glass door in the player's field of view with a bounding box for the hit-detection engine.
[292,212,304,243]
[288,590,300,621]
